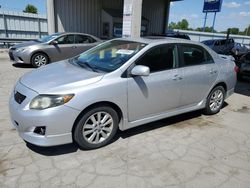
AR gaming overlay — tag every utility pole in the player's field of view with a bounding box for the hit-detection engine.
[203,12,208,32]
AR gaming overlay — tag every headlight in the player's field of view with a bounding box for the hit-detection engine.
[29,94,74,110]
[16,48,26,53]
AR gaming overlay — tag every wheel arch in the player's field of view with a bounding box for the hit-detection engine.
[71,101,123,136]
[30,51,50,64]
[212,82,227,93]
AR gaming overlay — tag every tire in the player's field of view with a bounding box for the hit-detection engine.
[204,86,225,115]
[73,106,119,150]
[31,52,49,68]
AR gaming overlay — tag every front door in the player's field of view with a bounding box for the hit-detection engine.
[127,44,184,122]
[47,34,77,62]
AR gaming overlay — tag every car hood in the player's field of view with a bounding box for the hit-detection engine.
[12,41,41,49]
[20,60,104,93]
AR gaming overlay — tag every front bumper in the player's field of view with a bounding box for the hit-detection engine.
[9,81,81,147]
[9,49,31,64]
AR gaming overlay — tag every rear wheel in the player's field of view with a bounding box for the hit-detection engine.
[31,53,49,68]
[73,106,119,150]
[204,86,225,115]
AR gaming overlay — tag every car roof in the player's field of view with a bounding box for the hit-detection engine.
[58,32,94,36]
[113,37,219,58]
[115,37,202,46]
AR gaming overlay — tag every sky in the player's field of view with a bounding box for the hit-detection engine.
[169,0,250,32]
[0,0,249,32]
[0,0,46,14]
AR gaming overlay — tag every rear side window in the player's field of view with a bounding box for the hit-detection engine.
[180,44,214,67]
[136,44,178,73]
[75,35,96,44]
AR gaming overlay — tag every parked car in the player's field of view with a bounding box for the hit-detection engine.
[235,51,250,81]
[231,43,249,57]
[9,38,236,149]
[202,38,235,55]
[9,32,102,68]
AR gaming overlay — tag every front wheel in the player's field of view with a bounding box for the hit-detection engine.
[204,86,225,115]
[31,53,49,68]
[73,106,119,150]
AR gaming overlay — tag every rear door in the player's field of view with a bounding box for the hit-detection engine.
[74,35,99,55]
[178,44,219,107]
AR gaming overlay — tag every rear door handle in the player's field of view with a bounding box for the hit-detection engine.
[210,70,218,74]
[172,75,183,81]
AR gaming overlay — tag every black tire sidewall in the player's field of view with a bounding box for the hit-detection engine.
[31,53,49,68]
[74,106,119,150]
[205,86,225,115]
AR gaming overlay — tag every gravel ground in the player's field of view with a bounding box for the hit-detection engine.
[0,52,250,188]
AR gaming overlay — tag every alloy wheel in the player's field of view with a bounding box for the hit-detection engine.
[34,55,47,67]
[82,111,114,144]
[209,89,224,112]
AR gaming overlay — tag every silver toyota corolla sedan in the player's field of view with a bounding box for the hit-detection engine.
[9,38,237,149]
[9,32,101,68]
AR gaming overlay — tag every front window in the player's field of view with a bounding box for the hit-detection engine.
[73,40,147,73]
[37,33,61,43]
[55,35,75,44]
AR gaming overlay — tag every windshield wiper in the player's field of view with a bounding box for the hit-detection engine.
[77,61,97,72]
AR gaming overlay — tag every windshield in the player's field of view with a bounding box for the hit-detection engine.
[74,40,147,73]
[37,33,61,43]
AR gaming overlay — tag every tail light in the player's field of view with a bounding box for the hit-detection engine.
[234,66,240,73]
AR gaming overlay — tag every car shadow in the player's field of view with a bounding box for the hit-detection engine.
[27,105,231,156]
[26,142,79,156]
[12,63,33,69]
[235,79,250,97]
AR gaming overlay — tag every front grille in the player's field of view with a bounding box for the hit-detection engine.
[14,91,26,104]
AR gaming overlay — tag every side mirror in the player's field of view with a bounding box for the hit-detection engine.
[131,65,150,77]
[50,40,58,45]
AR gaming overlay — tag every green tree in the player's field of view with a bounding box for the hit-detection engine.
[177,19,189,30]
[168,19,189,30]
[196,27,215,33]
[243,25,250,36]
[229,28,240,34]
[23,4,38,14]
[168,22,177,30]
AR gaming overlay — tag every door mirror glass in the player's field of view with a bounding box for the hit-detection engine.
[50,40,58,45]
[131,65,150,77]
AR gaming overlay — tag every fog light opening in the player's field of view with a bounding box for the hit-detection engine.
[34,126,46,135]
[18,57,23,61]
